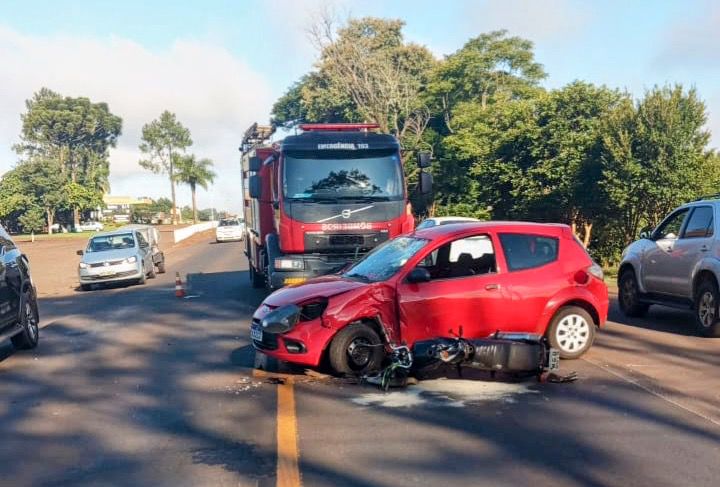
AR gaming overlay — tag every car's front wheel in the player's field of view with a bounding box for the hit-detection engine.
[695,279,720,337]
[547,306,596,359]
[618,269,649,317]
[11,291,39,350]
[328,323,385,376]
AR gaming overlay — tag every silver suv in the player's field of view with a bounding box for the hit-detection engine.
[618,198,720,336]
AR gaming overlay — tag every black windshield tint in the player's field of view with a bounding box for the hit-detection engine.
[284,151,403,201]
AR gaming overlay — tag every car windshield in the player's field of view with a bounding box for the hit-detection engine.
[219,219,240,227]
[87,233,136,252]
[343,236,428,283]
[283,150,403,202]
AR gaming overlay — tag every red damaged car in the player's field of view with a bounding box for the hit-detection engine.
[250,222,609,375]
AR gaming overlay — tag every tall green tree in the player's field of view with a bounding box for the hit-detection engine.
[428,30,546,132]
[15,88,122,226]
[273,16,436,151]
[139,111,192,224]
[599,85,719,250]
[173,154,216,223]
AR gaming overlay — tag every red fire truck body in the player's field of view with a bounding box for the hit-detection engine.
[241,123,422,290]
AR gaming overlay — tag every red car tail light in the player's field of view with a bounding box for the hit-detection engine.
[573,270,590,285]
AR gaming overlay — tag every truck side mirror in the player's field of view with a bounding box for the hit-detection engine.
[419,171,433,195]
[249,155,262,172]
[249,175,262,199]
[76,249,84,256]
[417,152,432,169]
[407,267,431,284]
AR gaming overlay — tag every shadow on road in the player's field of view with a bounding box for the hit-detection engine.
[0,267,276,485]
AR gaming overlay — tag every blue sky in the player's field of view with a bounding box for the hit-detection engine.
[1,0,719,212]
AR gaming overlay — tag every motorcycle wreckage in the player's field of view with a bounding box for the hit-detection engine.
[366,329,576,391]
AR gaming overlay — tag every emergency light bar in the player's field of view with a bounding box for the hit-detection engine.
[299,123,380,132]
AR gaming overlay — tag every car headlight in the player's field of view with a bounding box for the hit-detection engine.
[274,258,304,270]
[79,262,88,269]
[125,256,137,264]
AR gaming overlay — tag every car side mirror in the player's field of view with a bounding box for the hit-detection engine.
[639,225,654,240]
[261,304,301,333]
[417,152,432,169]
[407,267,431,284]
[76,250,84,256]
[419,171,433,195]
[249,155,262,172]
[249,175,262,199]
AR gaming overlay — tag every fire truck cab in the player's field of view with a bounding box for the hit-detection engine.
[241,123,431,290]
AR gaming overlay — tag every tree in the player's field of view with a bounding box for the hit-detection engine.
[173,154,216,223]
[428,30,546,132]
[139,111,192,224]
[18,206,45,234]
[273,17,436,150]
[15,88,122,226]
[599,85,719,251]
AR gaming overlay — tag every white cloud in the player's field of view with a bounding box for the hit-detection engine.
[0,26,274,213]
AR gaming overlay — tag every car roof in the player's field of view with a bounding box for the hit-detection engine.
[412,221,572,240]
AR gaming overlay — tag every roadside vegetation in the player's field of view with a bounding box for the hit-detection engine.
[272,15,720,264]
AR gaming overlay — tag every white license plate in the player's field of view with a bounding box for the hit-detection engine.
[548,348,560,371]
[99,270,115,277]
[250,326,263,341]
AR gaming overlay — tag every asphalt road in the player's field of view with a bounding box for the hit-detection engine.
[1,237,719,487]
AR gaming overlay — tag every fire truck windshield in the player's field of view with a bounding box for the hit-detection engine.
[283,151,403,202]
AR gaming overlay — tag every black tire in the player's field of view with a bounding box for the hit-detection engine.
[80,284,92,292]
[328,323,384,376]
[695,279,720,337]
[147,266,156,279]
[546,306,596,359]
[618,269,649,317]
[250,265,264,289]
[11,292,39,350]
[157,258,166,274]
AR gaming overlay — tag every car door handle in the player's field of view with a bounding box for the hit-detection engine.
[701,245,709,252]
[485,284,499,291]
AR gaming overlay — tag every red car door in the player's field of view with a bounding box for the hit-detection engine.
[495,232,566,333]
[397,232,511,345]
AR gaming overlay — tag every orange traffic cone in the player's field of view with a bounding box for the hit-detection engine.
[175,272,186,298]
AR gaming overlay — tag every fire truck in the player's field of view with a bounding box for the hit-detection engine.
[240,122,432,290]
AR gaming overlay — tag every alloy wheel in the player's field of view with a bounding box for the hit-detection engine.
[698,291,716,329]
[24,301,38,342]
[555,314,590,353]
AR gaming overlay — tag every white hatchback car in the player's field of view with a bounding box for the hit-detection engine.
[216,218,244,242]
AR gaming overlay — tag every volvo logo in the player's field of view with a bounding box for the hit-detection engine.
[341,209,352,219]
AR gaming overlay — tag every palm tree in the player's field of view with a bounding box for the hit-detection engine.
[173,154,216,223]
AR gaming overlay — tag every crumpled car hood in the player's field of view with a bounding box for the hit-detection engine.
[264,275,367,307]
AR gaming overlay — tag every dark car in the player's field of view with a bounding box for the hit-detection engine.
[0,224,39,350]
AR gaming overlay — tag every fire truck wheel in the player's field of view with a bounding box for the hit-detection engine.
[328,323,384,376]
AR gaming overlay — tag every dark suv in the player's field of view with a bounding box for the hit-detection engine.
[0,224,39,350]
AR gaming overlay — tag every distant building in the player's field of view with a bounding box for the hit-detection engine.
[102,195,152,223]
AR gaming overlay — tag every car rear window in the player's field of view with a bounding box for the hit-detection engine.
[499,234,559,271]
